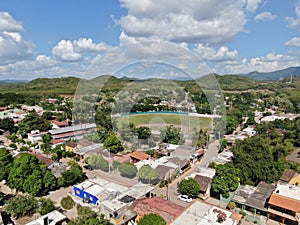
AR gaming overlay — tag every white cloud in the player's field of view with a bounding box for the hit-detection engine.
[285,37,300,47]
[194,44,238,61]
[216,51,299,75]
[52,40,82,61]
[73,38,113,53]
[52,38,114,62]
[245,0,263,13]
[286,2,300,30]
[118,0,247,45]
[0,12,34,65]
[255,12,277,22]
[0,12,23,32]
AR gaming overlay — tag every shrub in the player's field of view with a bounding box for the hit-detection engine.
[118,162,137,178]
[39,198,56,215]
[9,143,17,149]
[60,196,75,210]
[227,201,236,210]
[112,160,121,169]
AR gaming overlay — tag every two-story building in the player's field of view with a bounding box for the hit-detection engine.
[267,184,300,225]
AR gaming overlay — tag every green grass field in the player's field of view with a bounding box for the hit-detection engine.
[115,114,212,133]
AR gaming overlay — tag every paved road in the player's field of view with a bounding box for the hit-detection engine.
[154,140,220,206]
[199,139,219,167]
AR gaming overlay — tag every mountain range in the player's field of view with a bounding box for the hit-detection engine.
[239,66,300,81]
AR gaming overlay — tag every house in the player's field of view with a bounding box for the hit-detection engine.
[267,184,300,225]
[73,177,154,224]
[186,166,216,199]
[65,142,77,152]
[279,169,300,186]
[50,139,66,148]
[26,210,67,225]
[242,127,256,136]
[131,197,184,223]
[170,200,242,225]
[156,165,176,181]
[51,120,70,129]
[74,143,104,157]
[231,182,276,217]
[194,175,213,199]
[27,130,47,143]
[128,151,150,164]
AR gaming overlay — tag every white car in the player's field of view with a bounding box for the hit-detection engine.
[177,194,192,203]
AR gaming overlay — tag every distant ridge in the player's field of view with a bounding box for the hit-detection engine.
[239,66,300,81]
[0,79,29,84]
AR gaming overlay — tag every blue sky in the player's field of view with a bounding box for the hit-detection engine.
[0,0,300,80]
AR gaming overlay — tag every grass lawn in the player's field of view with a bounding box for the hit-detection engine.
[115,114,212,132]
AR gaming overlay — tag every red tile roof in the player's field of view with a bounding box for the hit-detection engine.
[269,194,300,212]
[52,120,69,127]
[128,151,150,161]
[50,139,66,145]
[131,197,184,223]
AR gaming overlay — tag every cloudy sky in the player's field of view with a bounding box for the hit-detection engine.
[0,0,300,80]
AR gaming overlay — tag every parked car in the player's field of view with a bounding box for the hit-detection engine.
[177,194,192,203]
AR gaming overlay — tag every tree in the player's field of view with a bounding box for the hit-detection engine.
[58,162,84,187]
[160,125,184,145]
[8,153,39,191]
[177,178,200,198]
[103,132,124,153]
[118,162,137,178]
[137,165,159,184]
[0,148,13,181]
[0,118,14,132]
[38,198,56,215]
[133,126,152,139]
[85,155,109,172]
[4,194,37,219]
[211,164,240,198]
[137,213,166,225]
[192,129,208,148]
[17,111,52,137]
[232,136,285,185]
[7,153,57,196]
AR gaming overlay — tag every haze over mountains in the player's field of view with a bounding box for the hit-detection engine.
[1,66,300,84]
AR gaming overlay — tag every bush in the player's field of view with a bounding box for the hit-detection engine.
[118,162,137,179]
[9,143,17,149]
[137,213,166,225]
[60,196,75,210]
[39,198,56,215]
[240,210,246,218]
[76,204,96,217]
[227,201,236,210]
[112,160,121,169]
[85,155,109,172]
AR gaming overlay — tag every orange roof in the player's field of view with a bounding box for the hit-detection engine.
[269,194,300,212]
[128,151,150,161]
[230,213,243,222]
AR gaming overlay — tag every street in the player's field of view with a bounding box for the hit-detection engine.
[153,139,220,206]
[199,139,219,167]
